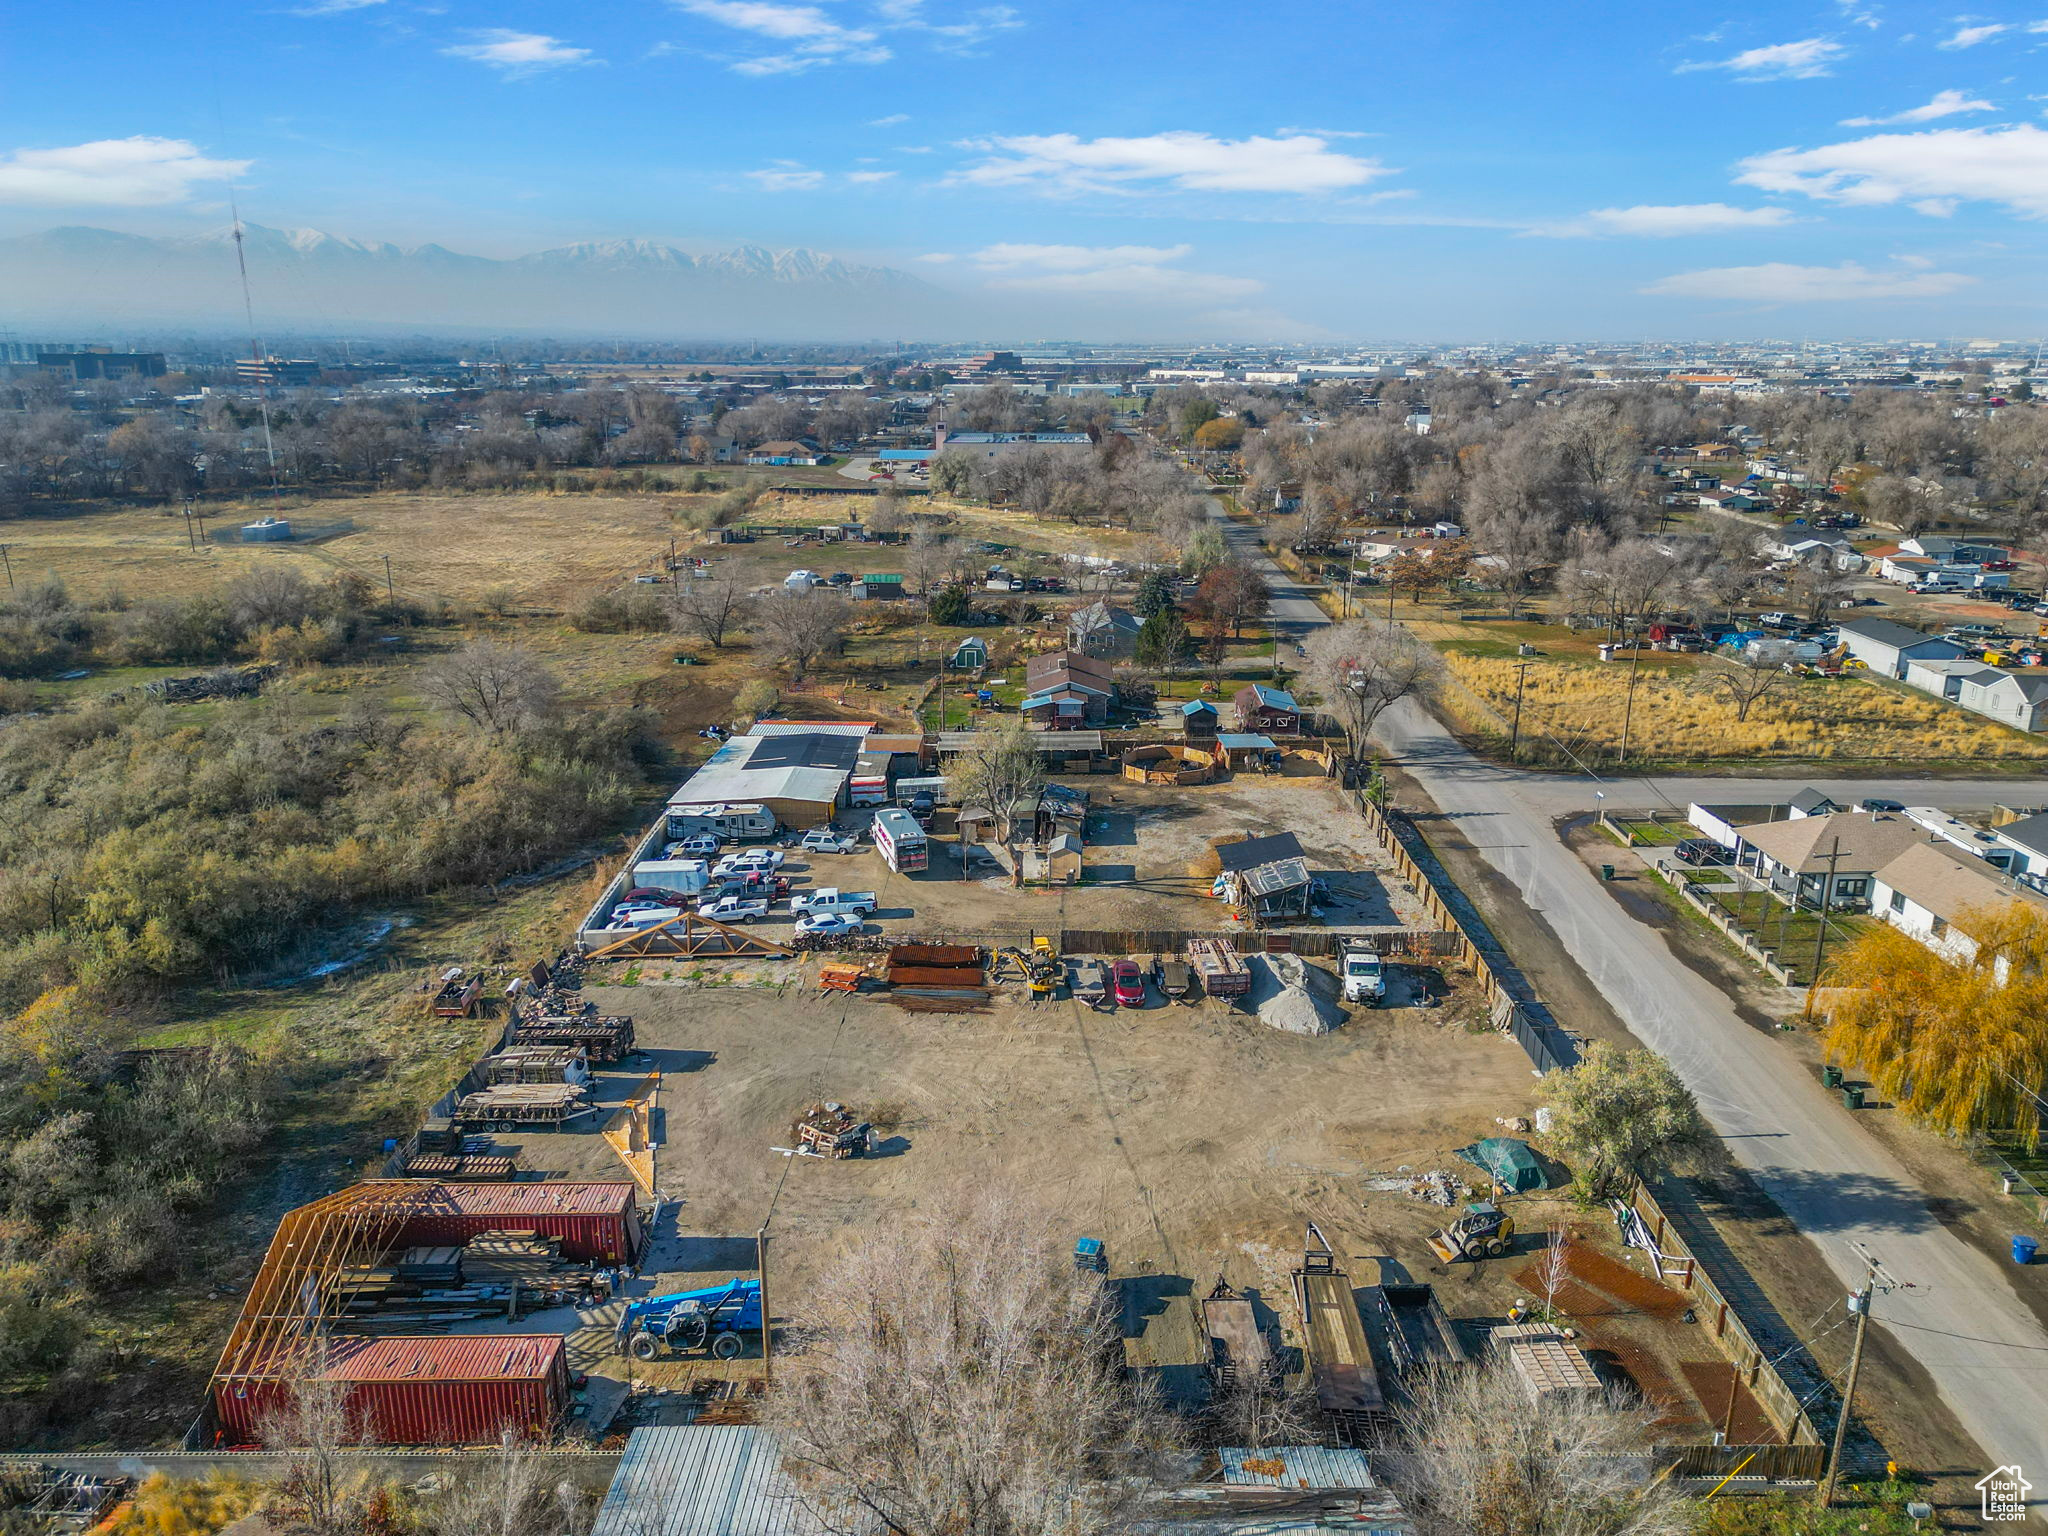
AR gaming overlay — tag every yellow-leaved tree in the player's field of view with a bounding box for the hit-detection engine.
[1822,900,2048,1145]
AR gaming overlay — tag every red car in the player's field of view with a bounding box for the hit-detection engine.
[1110,959,1146,1009]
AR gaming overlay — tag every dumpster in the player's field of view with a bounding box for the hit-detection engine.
[1821,1065,1843,1090]
[1841,1085,1865,1110]
[2016,1235,2039,1266]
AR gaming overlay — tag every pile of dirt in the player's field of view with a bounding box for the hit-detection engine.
[1247,952,1348,1036]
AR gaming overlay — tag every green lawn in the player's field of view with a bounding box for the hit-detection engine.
[1692,886,1875,983]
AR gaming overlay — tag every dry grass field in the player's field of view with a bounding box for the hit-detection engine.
[1442,652,2048,764]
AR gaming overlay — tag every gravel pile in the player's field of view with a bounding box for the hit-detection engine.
[1247,952,1349,1036]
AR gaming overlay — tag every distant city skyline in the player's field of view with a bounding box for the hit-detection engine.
[6,1,2048,339]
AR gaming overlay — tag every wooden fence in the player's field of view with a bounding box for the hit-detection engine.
[1350,790,1578,1074]
[1628,1181,1828,1475]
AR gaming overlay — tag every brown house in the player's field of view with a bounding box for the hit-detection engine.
[1232,683,1302,736]
[1022,650,1118,728]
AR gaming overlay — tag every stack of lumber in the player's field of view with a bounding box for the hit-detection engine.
[483,1047,588,1085]
[463,1230,565,1285]
[886,943,981,968]
[793,1102,872,1158]
[510,1013,635,1061]
[455,1082,592,1125]
[401,1151,518,1181]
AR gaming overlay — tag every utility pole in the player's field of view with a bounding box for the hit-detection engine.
[381,554,395,602]
[1806,836,1845,1013]
[1510,660,1533,761]
[1821,1271,1875,1507]
[1615,637,1646,766]
[0,544,11,591]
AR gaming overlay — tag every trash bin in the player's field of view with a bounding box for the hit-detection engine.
[2016,1235,2040,1266]
[1841,1085,1865,1110]
[1601,864,1616,882]
[1821,1065,1843,1090]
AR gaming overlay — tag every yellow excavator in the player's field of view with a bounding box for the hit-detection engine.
[1427,1201,1515,1264]
[992,936,1062,1001]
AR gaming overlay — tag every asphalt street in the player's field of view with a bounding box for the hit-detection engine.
[1219,511,2048,1511]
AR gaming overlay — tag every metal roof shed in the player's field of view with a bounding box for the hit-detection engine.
[593,1427,865,1536]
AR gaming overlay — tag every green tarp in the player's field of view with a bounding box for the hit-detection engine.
[1455,1136,1548,1193]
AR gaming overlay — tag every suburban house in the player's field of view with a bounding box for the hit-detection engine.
[1233,682,1302,735]
[1870,840,2048,963]
[1697,487,1769,512]
[1731,810,1934,910]
[1836,618,1965,679]
[1897,534,2010,565]
[1214,831,1314,923]
[1687,801,1792,849]
[1180,698,1220,740]
[1067,601,1144,660]
[1954,670,2048,733]
[1767,536,1862,572]
[1787,787,1840,818]
[1990,812,2048,887]
[1020,650,1117,728]
[745,438,825,466]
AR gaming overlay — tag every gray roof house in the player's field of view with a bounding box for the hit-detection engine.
[1837,617,1965,680]
[1954,670,2048,734]
[1067,600,1144,659]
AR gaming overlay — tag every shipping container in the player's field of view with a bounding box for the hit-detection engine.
[394,1181,644,1263]
[214,1335,567,1445]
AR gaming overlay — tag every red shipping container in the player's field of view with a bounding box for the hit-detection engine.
[215,1335,568,1445]
[394,1181,644,1263]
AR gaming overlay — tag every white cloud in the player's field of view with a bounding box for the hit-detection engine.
[1938,21,2008,47]
[0,136,249,207]
[846,169,896,183]
[1842,88,1997,125]
[675,0,889,72]
[442,30,594,74]
[869,113,909,126]
[1676,37,1846,79]
[1641,259,1973,300]
[951,131,1387,195]
[290,0,386,13]
[940,242,1265,305]
[746,163,828,190]
[1737,122,2048,217]
[1531,203,1799,237]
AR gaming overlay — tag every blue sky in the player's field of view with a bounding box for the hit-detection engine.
[5,0,2048,339]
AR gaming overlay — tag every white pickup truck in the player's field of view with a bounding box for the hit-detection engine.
[789,887,879,917]
[696,896,770,924]
[1341,944,1386,1006]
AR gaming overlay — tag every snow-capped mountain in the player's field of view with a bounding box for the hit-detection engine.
[0,224,944,339]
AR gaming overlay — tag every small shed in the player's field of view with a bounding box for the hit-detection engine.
[854,572,905,601]
[1233,683,1302,736]
[949,636,989,670]
[1180,699,1219,740]
[1214,731,1280,769]
[1039,831,1083,883]
[1215,831,1313,922]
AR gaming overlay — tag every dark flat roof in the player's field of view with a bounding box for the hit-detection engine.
[1217,831,1306,873]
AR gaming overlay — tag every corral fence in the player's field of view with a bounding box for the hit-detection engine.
[1350,789,1578,1074]
[882,928,1460,959]
[1626,1181,1828,1476]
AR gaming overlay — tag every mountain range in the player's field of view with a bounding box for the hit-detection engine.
[0,225,957,340]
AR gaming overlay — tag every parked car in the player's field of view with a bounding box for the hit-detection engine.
[794,911,865,937]
[668,834,720,857]
[826,572,855,586]
[1674,838,1734,867]
[1110,959,1146,1008]
[908,790,937,825]
[1858,798,1906,813]
[800,828,860,854]
[714,850,785,877]
[1945,623,2006,642]
[1758,612,1799,629]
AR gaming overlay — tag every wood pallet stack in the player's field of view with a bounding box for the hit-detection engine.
[400,1151,518,1181]
[793,1102,872,1158]
[463,1229,566,1286]
[455,1082,593,1126]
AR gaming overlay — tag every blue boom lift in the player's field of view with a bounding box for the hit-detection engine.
[614,1277,762,1362]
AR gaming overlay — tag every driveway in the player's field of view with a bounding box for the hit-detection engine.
[1217,507,2048,1513]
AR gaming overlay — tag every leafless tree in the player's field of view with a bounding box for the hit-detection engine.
[1466,505,1557,617]
[765,1183,1178,1536]
[1209,1364,1319,1450]
[904,525,965,599]
[416,1429,586,1536]
[669,573,751,649]
[257,1347,372,1536]
[751,591,850,683]
[1694,651,1793,723]
[1379,1355,1689,1536]
[947,718,1046,846]
[865,489,909,538]
[1303,619,1445,759]
[422,640,562,733]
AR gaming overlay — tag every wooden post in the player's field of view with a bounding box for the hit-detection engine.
[756,1223,773,1387]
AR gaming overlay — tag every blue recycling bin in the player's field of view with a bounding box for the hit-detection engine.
[2014,1234,2039,1266]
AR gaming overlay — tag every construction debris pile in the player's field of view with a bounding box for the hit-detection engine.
[883,943,988,1012]
[108,663,278,706]
[335,1232,579,1331]
[792,1101,874,1158]
[1248,952,1347,1036]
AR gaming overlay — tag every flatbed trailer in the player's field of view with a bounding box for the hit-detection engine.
[509,1014,636,1062]
[454,1084,595,1127]
[1200,1278,1273,1389]
[1291,1224,1389,1443]
[1372,1281,1470,1376]
[1186,938,1249,999]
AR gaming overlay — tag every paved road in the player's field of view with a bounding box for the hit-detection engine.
[1221,513,2048,1511]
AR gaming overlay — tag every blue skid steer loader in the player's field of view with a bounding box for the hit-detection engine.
[615,1277,763,1362]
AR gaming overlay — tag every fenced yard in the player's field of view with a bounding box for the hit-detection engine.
[1682,881,1875,987]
